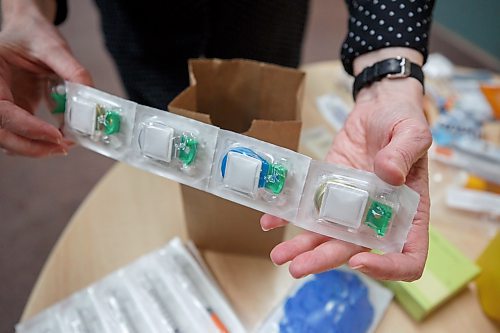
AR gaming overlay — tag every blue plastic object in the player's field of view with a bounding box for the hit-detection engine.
[279,270,374,333]
[221,147,288,194]
[221,147,269,188]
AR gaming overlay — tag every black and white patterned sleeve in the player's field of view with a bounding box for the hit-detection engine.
[341,0,436,75]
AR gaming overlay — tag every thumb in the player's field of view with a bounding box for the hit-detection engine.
[39,42,93,86]
[374,121,432,186]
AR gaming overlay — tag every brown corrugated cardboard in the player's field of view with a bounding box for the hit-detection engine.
[169,59,304,256]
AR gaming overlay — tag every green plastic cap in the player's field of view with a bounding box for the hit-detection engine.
[177,134,198,166]
[50,92,66,114]
[264,163,288,195]
[365,200,393,237]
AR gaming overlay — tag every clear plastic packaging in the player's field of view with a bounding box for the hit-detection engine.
[123,255,198,333]
[15,309,63,333]
[89,272,157,333]
[46,78,67,129]
[208,130,311,221]
[16,238,245,333]
[65,82,137,160]
[60,83,421,252]
[56,290,110,333]
[156,238,246,333]
[296,161,420,253]
[127,105,219,190]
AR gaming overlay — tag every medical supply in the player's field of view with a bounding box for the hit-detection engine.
[65,82,137,159]
[257,267,392,333]
[209,130,311,222]
[127,105,219,190]
[57,291,109,333]
[16,238,246,333]
[384,228,481,321]
[62,82,419,253]
[296,161,419,253]
[49,79,67,115]
[16,309,62,333]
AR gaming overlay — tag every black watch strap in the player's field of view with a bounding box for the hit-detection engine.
[353,57,424,100]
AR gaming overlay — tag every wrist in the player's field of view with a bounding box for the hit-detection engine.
[353,47,424,76]
[2,0,56,24]
[357,76,423,102]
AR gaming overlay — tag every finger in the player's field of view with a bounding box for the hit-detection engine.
[38,42,93,86]
[348,251,425,281]
[0,129,67,157]
[0,100,62,144]
[374,122,432,185]
[270,232,331,265]
[288,239,364,278]
[260,214,288,231]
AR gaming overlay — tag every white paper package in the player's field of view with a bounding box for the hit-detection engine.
[63,82,420,253]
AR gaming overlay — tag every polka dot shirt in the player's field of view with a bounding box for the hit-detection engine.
[341,0,435,75]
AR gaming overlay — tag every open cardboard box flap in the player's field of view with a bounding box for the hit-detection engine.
[169,58,304,256]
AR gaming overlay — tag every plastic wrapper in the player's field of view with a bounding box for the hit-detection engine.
[56,290,110,333]
[156,238,246,333]
[123,255,198,333]
[127,105,219,190]
[257,267,393,333]
[15,309,63,333]
[16,238,245,333]
[208,130,311,222]
[296,161,420,253]
[60,83,421,252]
[90,272,157,333]
[65,82,137,160]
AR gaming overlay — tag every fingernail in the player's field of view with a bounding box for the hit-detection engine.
[350,265,365,271]
[49,148,68,156]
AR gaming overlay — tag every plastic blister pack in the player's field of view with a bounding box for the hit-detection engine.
[59,83,421,252]
[56,290,110,333]
[127,105,219,190]
[208,130,311,221]
[65,82,137,159]
[296,161,420,253]
[90,272,156,333]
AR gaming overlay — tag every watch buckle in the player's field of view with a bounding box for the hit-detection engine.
[387,57,411,79]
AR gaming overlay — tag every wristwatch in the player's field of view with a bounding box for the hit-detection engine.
[352,57,424,100]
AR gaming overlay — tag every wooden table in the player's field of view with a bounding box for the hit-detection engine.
[22,62,499,332]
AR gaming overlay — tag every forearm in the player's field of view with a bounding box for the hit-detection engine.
[341,0,435,75]
[2,0,57,23]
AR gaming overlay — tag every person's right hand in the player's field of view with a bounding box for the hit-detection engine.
[0,0,92,157]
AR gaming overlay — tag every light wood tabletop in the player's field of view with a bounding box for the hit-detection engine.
[21,61,499,332]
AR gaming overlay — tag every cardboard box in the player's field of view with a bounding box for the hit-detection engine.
[384,228,481,321]
[169,59,304,256]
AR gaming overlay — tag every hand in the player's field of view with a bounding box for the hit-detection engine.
[0,0,92,157]
[261,61,432,281]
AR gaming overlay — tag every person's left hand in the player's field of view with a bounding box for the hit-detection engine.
[261,74,432,281]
